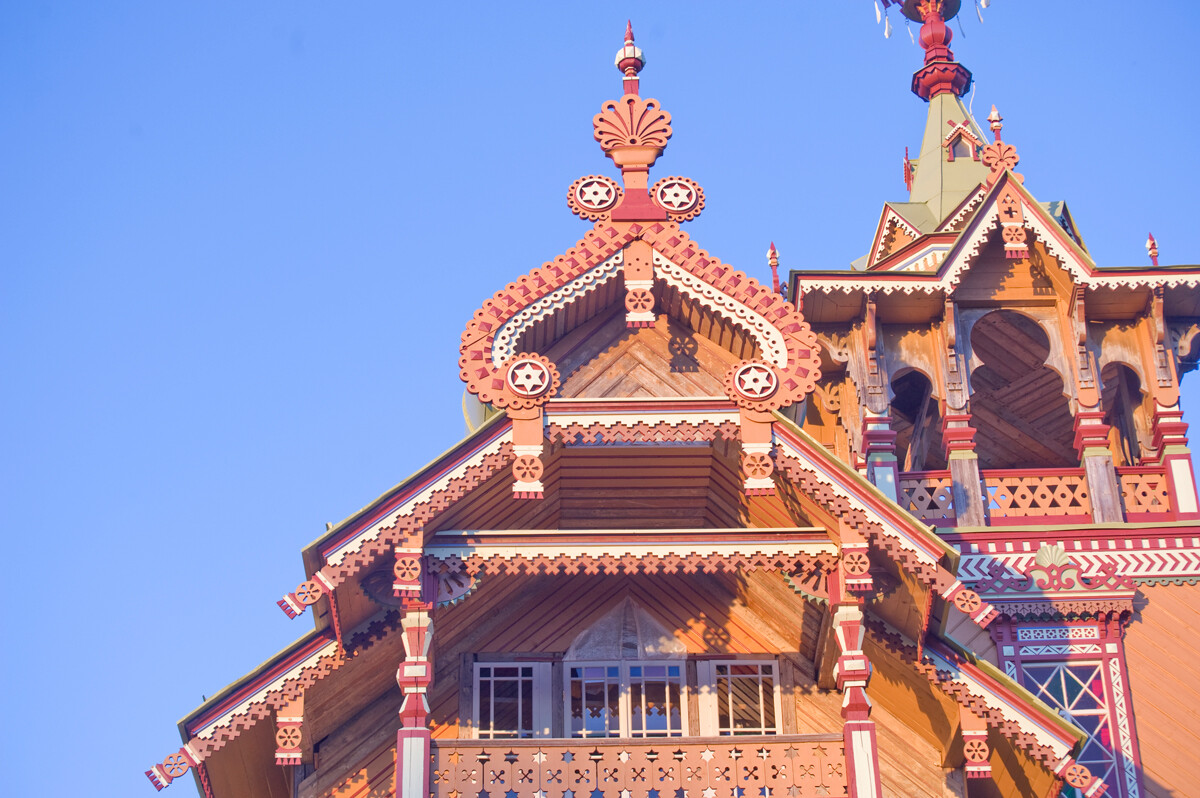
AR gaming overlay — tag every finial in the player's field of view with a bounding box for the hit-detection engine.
[768,243,781,294]
[987,105,1003,141]
[981,105,1021,185]
[910,0,972,101]
[615,20,646,96]
[1147,233,1159,267]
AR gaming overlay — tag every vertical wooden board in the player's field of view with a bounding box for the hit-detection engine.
[1123,582,1200,796]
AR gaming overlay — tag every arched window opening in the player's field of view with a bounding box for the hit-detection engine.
[889,370,945,471]
[1100,363,1146,467]
[969,310,1075,469]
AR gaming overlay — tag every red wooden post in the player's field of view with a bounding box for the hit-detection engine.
[394,558,435,798]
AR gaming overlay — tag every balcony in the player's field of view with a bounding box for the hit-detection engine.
[898,464,1177,526]
[430,736,848,798]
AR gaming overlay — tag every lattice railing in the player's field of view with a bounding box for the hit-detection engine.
[898,470,957,525]
[1117,466,1172,518]
[981,469,1092,521]
[430,736,848,798]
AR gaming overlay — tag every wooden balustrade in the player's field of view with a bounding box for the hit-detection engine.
[1117,466,1173,520]
[430,736,848,798]
[898,470,957,526]
[980,469,1092,523]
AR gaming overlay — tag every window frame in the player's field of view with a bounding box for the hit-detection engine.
[472,660,553,739]
[696,659,785,737]
[563,659,688,739]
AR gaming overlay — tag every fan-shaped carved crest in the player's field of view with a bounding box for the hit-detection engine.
[593,94,672,152]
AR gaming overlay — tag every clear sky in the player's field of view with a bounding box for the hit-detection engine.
[2,3,1198,796]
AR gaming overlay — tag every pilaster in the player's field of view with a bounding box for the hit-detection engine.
[394,556,435,798]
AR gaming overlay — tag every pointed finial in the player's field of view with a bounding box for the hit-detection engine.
[987,105,1003,141]
[768,242,781,294]
[615,20,646,96]
[1146,233,1159,267]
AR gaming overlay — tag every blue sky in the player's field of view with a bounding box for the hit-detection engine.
[2,3,1197,796]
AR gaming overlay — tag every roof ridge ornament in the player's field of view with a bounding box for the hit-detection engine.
[981,104,1022,185]
[1146,233,1159,266]
[587,21,673,221]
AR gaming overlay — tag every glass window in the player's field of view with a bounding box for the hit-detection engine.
[715,663,777,735]
[566,662,685,738]
[474,662,551,739]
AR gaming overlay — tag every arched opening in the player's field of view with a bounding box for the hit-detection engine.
[969,310,1075,468]
[1100,363,1147,467]
[889,369,945,471]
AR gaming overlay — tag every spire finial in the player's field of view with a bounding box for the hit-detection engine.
[768,243,781,294]
[910,0,972,101]
[1147,233,1159,267]
[615,20,646,96]
[987,105,1003,141]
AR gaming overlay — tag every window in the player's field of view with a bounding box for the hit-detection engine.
[567,662,685,738]
[994,623,1142,798]
[473,662,552,739]
[697,660,783,736]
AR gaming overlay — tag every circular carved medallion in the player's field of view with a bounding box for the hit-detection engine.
[506,358,552,398]
[567,175,622,221]
[732,362,779,400]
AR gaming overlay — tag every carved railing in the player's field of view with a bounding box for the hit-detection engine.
[430,736,847,798]
[898,470,957,526]
[981,469,1092,522]
[1117,465,1173,519]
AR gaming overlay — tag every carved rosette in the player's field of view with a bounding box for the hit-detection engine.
[393,548,423,597]
[651,176,704,221]
[567,175,622,221]
[482,353,559,411]
[277,572,333,619]
[741,445,775,495]
[841,546,873,593]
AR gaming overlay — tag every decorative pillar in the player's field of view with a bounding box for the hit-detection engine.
[502,355,559,499]
[1074,410,1124,523]
[394,554,435,798]
[861,412,899,503]
[942,413,986,527]
[829,571,883,798]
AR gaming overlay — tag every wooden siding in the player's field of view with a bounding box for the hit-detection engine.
[1124,582,1200,797]
[426,571,825,738]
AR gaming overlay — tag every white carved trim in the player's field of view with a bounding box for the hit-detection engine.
[653,251,789,367]
[491,251,624,367]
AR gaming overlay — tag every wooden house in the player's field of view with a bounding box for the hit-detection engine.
[146,5,1200,797]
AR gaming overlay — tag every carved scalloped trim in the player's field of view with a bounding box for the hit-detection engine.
[654,251,788,366]
[491,251,624,367]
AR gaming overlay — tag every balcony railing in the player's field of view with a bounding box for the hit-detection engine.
[980,468,1092,523]
[898,470,956,526]
[1117,466,1173,520]
[899,465,1177,526]
[430,736,848,798]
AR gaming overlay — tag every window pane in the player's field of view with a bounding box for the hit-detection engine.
[477,666,534,739]
[714,662,777,735]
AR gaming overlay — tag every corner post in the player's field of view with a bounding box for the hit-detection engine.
[861,413,899,503]
[394,554,435,798]
[829,568,883,798]
[1074,410,1124,522]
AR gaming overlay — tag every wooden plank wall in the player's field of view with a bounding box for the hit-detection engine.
[1123,582,1200,797]
[426,571,823,738]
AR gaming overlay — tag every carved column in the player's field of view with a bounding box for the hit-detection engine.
[942,413,986,527]
[830,569,883,798]
[394,554,435,798]
[861,413,899,503]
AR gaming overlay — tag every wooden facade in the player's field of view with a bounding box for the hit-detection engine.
[148,7,1200,798]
